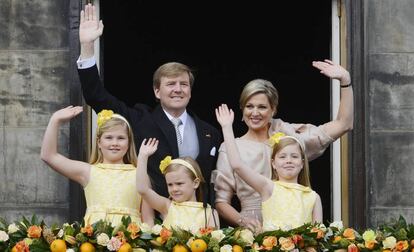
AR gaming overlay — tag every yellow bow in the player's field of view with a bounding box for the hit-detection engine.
[159,156,172,174]
[268,132,286,147]
[97,109,114,128]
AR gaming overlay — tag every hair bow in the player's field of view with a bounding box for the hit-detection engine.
[97,109,114,128]
[268,132,286,147]
[159,156,172,174]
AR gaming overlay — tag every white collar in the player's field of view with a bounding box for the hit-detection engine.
[164,110,188,126]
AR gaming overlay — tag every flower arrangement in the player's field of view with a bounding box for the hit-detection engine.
[2,215,414,252]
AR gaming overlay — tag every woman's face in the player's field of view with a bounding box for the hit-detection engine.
[242,93,275,131]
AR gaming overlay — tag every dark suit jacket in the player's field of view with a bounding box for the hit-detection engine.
[78,65,222,205]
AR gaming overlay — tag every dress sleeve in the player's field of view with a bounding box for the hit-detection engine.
[212,143,236,204]
[270,119,335,161]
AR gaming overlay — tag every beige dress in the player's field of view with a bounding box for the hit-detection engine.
[262,181,316,231]
[163,201,213,233]
[213,118,333,223]
[83,163,142,226]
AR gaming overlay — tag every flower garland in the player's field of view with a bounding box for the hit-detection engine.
[1,215,413,252]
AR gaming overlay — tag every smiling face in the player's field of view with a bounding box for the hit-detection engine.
[97,124,129,164]
[154,73,191,117]
[165,167,200,203]
[271,142,304,183]
[242,93,275,132]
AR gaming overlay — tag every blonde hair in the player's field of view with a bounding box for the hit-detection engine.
[89,117,137,166]
[163,157,205,202]
[239,79,279,115]
[271,137,311,187]
[153,62,195,89]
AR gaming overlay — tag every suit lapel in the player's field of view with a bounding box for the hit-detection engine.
[152,105,179,156]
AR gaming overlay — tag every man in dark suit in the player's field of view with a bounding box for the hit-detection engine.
[77,4,222,206]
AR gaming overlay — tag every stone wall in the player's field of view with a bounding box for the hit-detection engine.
[0,1,71,224]
[366,0,414,227]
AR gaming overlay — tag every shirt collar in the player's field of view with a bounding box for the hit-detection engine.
[164,109,188,126]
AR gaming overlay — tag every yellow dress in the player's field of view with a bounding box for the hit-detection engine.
[83,163,142,226]
[163,201,213,233]
[262,181,316,231]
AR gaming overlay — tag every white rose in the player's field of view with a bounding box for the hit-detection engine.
[0,230,9,242]
[329,221,343,230]
[220,244,233,252]
[8,223,19,234]
[240,229,254,245]
[211,230,225,242]
[57,229,64,238]
[140,223,152,233]
[97,233,110,246]
[151,224,162,235]
[317,223,327,232]
[383,236,397,249]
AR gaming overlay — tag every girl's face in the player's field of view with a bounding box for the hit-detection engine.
[271,143,304,183]
[242,93,275,131]
[165,167,199,203]
[98,125,129,164]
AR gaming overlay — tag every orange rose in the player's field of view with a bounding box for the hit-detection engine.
[262,236,277,250]
[27,225,42,238]
[160,227,172,242]
[198,227,214,235]
[333,236,342,243]
[394,240,409,251]
[311,227,325,239]
[365,240,377,250]
[279,237,295,251]
[81,224,93,237]
[14,240,30,252]
[127,223,140,239]
[343,228,356,240]
[348,243,358,252]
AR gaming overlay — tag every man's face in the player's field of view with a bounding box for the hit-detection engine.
[154,72,191,117]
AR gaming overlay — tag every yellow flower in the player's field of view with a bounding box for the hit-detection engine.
[159,156,172,174]
[362,229,376,242]
[269,132,286,147]
[97,109,114,128]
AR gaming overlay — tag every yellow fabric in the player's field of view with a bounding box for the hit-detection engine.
[83,163,142,226]
[262,181,316,231]
[163,201,212,233]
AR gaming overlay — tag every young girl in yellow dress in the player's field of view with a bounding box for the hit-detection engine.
[41,106,153,226]
[137,138,219,233]
[215,104,322,231]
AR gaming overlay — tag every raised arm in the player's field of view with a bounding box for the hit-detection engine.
[136,138,170,216]
[312,60,354,139]
[79,3,103,60]
[40,106,91,187]
[215,104,272,199]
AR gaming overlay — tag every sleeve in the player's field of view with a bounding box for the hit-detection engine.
[271,119,335,161]
[213,143,236,204]
[76,56,96,69]
[77,64,141,123]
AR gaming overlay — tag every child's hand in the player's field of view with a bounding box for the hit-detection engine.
[215,104,234,128]
[52,106,83,123]
[139,138,159,157]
